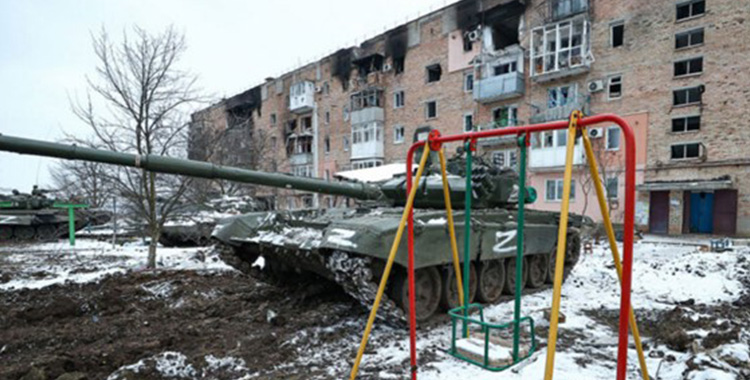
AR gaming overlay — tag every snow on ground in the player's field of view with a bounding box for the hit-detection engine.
[0,239,234,291]
[286,241,748,379]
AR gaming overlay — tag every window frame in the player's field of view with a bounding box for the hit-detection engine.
[675,27,704,50]
[393,90,405,109]
[607,75,623,100]
[463,113,474,132]
[530,17,590,77]
[606,126,621,151]
[671,115,701,133]
[547,84,578,109]
[491,105,519,128]
[673,56,703,77]
[676,0,705,21]
[426,64,442,83]
[673,85,703,106]
[605,177,619,199]
[610,21,624,48]
[393,125,405,144]
[670,142,702,160]
[545,179,576,202]
[425,100,438,119]
[464,72,474,92]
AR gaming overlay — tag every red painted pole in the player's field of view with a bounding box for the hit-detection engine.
[403,114,636,380]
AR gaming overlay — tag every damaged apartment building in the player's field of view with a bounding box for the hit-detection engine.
[189,0,750,236]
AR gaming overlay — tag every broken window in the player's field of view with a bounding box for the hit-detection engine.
[548,84,576,108]
[611,22,624,48]
[393,125,405,144]
[676,28,704,49]
[493,62,517,76]
[492,106,518,128]
[463,34,474,52]
[673,86,703,106]
[343,136,350,151]
[674,57,703,77]
[350,88,383,111]
[394,91,405,108]
[672,116,701,132]
[302,116,312,130]
[531,18,589,76]
[425,101,438,119]
[608,76,622,100]
[676,0,705,20]
[671,142,701,159]
[464,114,474,132]
[426,64,442,83]
[393,56,405,74]
[550,0,588,20]
[464,73,474,92]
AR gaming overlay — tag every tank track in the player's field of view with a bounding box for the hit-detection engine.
[325,251,407,325]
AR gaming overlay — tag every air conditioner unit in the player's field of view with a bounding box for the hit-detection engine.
[588,127,604,138]
[315,86,323,93]
[588,80,605,93]
[466,30,480,42]
[382,63,393,72]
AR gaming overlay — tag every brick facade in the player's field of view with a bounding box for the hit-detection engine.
[190,0,750,235]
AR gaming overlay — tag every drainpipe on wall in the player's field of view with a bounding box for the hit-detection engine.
[312,100,320,208]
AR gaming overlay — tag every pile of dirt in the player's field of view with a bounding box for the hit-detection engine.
[0,270,366,380]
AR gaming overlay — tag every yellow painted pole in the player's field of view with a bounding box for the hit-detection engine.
[543,111,580,380]
[349,147,432,380]
[437,149,465,315]
[581,130,650,380]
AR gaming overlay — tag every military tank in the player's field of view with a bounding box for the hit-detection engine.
[0,188,110,242]
[0,132,584,322]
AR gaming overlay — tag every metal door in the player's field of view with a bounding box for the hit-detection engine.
[713,189,737,235]
[649,191,670,234]
[689,192,714,234]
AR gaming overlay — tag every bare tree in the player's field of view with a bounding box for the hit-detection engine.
[50,160,112,208]
[578,134,625,221]
[71,26,203,268]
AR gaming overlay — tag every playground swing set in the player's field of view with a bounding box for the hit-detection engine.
[349,111,650,380]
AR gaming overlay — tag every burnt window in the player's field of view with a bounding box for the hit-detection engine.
[677,0,705,20]
[611,22,624,47]
[676,28,704,49]
[394,57,405,74]
[493,62,517,76]
[463,35,474,52]
[426,64,442,83]
[673,86,703,106]
[671,143,701,159]
[672,116,701,132]
[674,57,703,76]
[425,101,438,119]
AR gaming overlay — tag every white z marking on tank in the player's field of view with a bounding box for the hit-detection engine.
[0,216,17,224]
[493,230,517,254]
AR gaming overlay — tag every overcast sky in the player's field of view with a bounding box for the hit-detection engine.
[0,0,449,192]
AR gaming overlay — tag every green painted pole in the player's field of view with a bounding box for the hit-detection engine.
[463,141,473,335]
[67,207,75,246]
[513,135,528,361]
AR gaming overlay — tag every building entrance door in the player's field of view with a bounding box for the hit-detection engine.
[649,191,670,234]
[689,191,714,234]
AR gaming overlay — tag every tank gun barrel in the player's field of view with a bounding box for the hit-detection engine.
[0,134,383,201]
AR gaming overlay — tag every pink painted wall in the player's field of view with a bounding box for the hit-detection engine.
[447,30,480,73]
[527,112,648,224]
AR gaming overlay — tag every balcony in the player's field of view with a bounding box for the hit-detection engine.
[289,81,315,114]
[548,0,589,22]
[530,131,585,169]
[473,72,525,103]
[476,121,518,146]
[351,107,384,124]
[530,17,591,82]
[289,152,313,166]
[529,96,589,124]
[351,123,384,160]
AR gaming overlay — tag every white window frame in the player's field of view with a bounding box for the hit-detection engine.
[491,149,519,169]
[675,27,704,50]
[530,17,589,77]
[545,179,576,202]
[676,0,705,21]
[547,84,578,109]
[606,126,621,151]
[464,72,474,92]
[394,91,405,109]
[670,142,702,160]
[607,75,623,100]
[610,21,624,48]
[352,159,384,170]
[673,85,703,106]
[673,56,703,77]
[343,136,350,152]
[393,125,405,144]
[491,105,518,128]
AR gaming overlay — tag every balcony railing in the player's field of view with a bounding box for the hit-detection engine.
[350,107,384,125]
[289,152,313,166]
[473,72,525,103]
[476,120,518,146]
